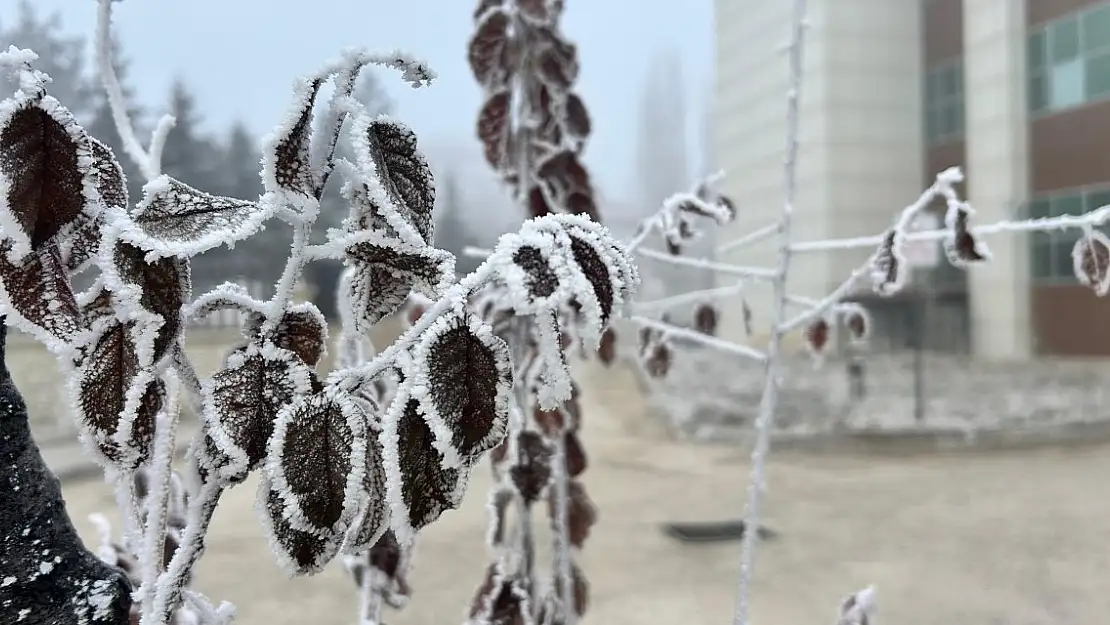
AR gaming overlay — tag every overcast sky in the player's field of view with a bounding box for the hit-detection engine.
[3,0,714,203]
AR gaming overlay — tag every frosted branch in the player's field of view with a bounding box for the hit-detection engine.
[95,0,175,181]
[716,222,780,255]
[630,315,767,363]
[733,1,809,623]
[637,247,777,280]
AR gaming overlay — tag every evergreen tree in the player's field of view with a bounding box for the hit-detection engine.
[0,1,95,118]
[434,169,481,275]
[160,79,222,188]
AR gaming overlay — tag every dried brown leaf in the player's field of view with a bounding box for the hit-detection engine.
[0,241,82,343]
[416,313,512,464]
[0,98,92,256]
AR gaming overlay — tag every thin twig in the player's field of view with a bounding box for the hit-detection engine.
[733,2,808,624]
[636,247,777,280]
[630,315,767,363]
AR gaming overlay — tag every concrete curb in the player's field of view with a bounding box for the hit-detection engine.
[682,419,1110,456]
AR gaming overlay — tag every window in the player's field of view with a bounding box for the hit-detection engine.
[1029,185,1110,282]
[1029,2,1110,114]
[924,59,964,144]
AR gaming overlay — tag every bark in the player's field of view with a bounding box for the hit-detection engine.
[0,320,132,624]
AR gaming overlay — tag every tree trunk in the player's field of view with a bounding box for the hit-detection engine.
[0,320,132,624]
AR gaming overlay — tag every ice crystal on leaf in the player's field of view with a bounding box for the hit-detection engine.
[1073,230,1110,296]
[468,563,533,625]
[118,175,271,261]
[340,417,390,555]
[340,230,455,332]
[0,240,83,346]
[509,430,553,504]
[60,137,122,274]
[870,229,905,295]
[246,302,329,367]
[105,241,191,364]
[381,382,470,544]
[408,310,512,468]
[201,343,313,483]
[0,91,96,263]
[264,387,365,537]
[836,586,876,625]
[346,115,436,244]
[262,75,324,205]
[943,203,990,266]
[468,9,514,91]
[259,477,334,576]
[70,317,164,468]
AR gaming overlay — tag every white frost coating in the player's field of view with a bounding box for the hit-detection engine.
[940,200,993,267]
[185,282,268,323]
[1072,229,1110,295]
[0,90,99,264]
[405,307,513,469]
[117,175,274,261]
[260,71,327,206]
[262,385,368,538]
[835,586,876,625]
[344,112,434,247]
[200,341,314,483]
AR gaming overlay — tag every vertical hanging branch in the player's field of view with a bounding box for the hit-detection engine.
[466,2,623,623]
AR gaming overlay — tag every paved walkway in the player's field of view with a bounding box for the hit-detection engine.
[58,362,1110,625]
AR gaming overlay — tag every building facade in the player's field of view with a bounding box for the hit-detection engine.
[714,0,1110,357]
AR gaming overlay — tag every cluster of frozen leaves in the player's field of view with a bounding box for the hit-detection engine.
[633,180,739,380]
[1,38,637,625]
[462,2,643,624]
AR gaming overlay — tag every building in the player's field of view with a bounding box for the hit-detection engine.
[714,0,1110,357]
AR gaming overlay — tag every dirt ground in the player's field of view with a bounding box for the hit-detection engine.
[59,363,1110,625]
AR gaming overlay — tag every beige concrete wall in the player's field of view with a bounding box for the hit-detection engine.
[713,0,925,347]
[962,0,1033,360]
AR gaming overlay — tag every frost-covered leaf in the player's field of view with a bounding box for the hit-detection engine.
[110,241,191,364]
[836,586,876,625]
[72,318,164,467]
[342,232,455,332]
[596,327,617,365]
[550,479,595,548]
[509,430,554,505]
[477,90,511,169]
[59,138,123,274]
[548,562,589,620]
[348,117,436,243]
[410,312,512,467]
[694,303,718,336]
[805,317,831,358]
[841,305,871,344]
[259,477,334,576]
[341,417,389,554]
[943,204,990,266]
[345,529,413,610]
[1073,231,1110,296]
[566,232,614,326]
[382,385,470,542]
[564,93,590,144]
[564,430,587,478]
[266,387,365,535]
[120,175,271,259]
[0,94,95,261]
[256,302,329,366]
[202,343,313,483]
[469,564,533,625]
[468,9,512,89]
[870,229,905,295]
[477,89,510,168]
[263,76,323,202]
[0,240,82,345]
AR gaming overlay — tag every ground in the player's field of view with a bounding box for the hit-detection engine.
[56,362,1110,625]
